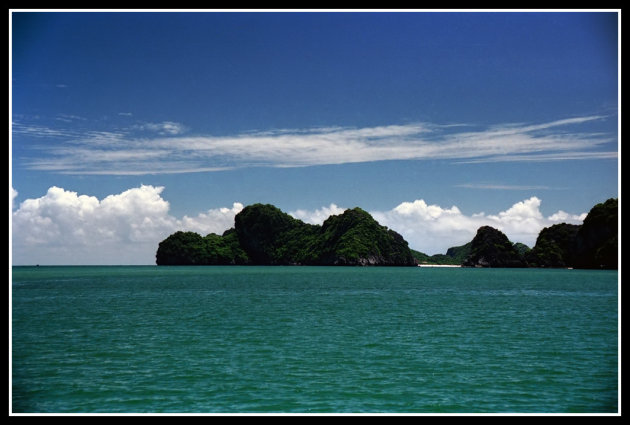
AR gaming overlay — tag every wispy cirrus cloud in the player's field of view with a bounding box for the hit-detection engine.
[12,115,616,175]
[12,121,82,139]
[133,121,187,135]
[54,113,87,123]
[455,183,556,191]
[456,149,619,164]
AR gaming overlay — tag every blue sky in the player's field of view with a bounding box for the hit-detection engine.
[10,10,619,264]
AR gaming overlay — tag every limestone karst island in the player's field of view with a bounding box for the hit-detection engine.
[156,198,618,269]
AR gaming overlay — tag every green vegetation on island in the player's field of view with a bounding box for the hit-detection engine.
[456,197,617,269]
[155,229,249,265]
[156,203,417,266]
[462,226,528,268]
[156,198,617,269]
[523,198,617,269]
[573,197,618,269]
[525,223,580,268]
[411,242,471,265]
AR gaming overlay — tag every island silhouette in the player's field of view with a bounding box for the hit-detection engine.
[156,198,617,269]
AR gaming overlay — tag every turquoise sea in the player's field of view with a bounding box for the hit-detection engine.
[11,266,618,414]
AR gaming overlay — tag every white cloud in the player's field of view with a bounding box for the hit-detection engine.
[179,202,244,235]
[548,210,588,222]
[15,116,615,175]
[10,187,18,210]
[11,185,242,265]
[455,183,553,190]
[289,203,347,224]
[12,122,81,139]
[458,151,619,164]
[372,201,481,254]
[55,114,86,123]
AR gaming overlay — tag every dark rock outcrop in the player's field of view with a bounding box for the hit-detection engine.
[462,226,527,268]
[426,198,617,269]
[525,223,580,268]
[573,198,618,269]
[525,198,617,269]
[310,207,417,266]
[156,204,417,266]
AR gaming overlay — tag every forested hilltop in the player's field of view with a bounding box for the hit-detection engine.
[156,198,617,269]
[415,198,618,269]
[156,204,417,266]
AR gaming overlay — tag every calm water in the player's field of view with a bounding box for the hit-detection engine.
[11,266,618,413]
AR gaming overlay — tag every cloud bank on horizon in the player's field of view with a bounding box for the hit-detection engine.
[11,185,587,265]
[13,115,616,175]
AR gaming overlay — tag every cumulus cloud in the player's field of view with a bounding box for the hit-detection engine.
[289,203,346,224]
[371,196,586,255]
[548,210,588,222]
[11,185,242,265]
[178,202,244,235]
[14,115,616,175]
[11,187,18,210]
